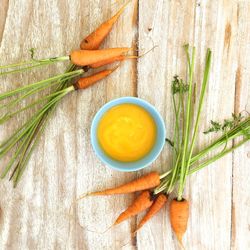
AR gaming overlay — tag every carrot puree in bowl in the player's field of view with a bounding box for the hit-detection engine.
[97,103,157,162]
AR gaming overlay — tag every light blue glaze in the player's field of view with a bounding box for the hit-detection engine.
[91,97,166,172]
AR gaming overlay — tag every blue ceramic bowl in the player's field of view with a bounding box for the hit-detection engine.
[91,97,166,172]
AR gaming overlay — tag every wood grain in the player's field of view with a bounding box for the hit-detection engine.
[232,2,250,250]
[0,0,249,249]
[137,1,197,249]
[0,0,9,44]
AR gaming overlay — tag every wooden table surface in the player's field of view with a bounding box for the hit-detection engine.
[0,0,249,249]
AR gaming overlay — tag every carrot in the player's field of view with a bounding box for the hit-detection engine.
[70,48,130,66]
[89,172,160,196]
[114,191,154,225]
[89,46,157,68]
[80,1,131,50]
[89,55,137,68]
[74,68,117,90]
[169,199,189,245]
[135,193,167,232]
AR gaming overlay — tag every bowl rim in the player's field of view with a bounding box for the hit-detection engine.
[90,96,166,172]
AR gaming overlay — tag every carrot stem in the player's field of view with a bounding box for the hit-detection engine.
[183,49,212,177]
[12,91,71,185]
[189,138,248,174]
[167,152,181,193]
[172,88,181,157]
[0,64,77,184]
[177,48,211,199]
[0,56,69,76]
[0,69,82,101]
[0,92,64,164]
[156,120,249,193]
[177,45,196,201]
[12,91,71,186]
[190,117,250,164]
[0,86,74,124]
[0,79,65,111]
[159,170,172,179]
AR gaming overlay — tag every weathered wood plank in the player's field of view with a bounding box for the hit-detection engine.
[137,0,196,249]
[0,0,9,43]
[73,1,138,249]
[0,1,137,249]
[0,0,86,249]
[231,2,250,250]
[186,1,238,249]
[136,0,245,249]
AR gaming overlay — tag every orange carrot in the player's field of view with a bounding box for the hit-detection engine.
[89,55,137,68]
[135,193,167,232]
[169,199,189,245]
[114,191,154,225]
[90,172,160,196]
[80,1,131,50]
[70,48,130,66]
[74,68,117,90]
[89,46,157,68]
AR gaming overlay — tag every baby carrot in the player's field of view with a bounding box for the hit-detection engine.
[89,172,160,196]
[87,46,156,69]
[89,55,137,68]
[80,1,131,50]
[114,191,154,225]
[70,48,130,66]
[74,68,117,90]
[169,199,189,245]
[135,193,168,232]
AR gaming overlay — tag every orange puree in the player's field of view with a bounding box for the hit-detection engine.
[97,103,156,162]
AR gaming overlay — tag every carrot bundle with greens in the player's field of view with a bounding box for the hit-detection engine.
[0,47,130,79]
[0,67,118,184]
[165,46,211,245]
[0,2,132,186]
[0,1,130,77]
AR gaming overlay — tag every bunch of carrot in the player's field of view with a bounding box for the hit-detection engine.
[77,116,249,246]
[75,46,250,246]
[0,1,136,185]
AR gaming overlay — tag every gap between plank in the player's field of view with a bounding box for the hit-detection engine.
[133,0,139,248]
[230,64,242,249]
[0,0,9,48]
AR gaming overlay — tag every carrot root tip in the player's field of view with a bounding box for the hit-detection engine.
[177,237,185,250]
[131,229,138,238]
[76,193,91,202]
